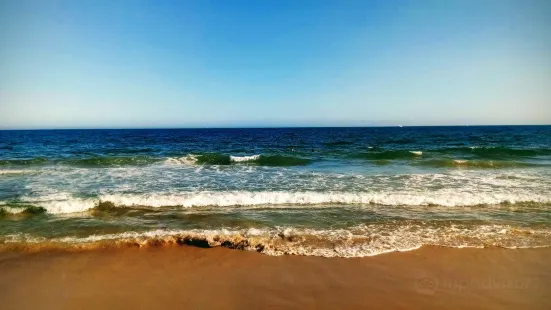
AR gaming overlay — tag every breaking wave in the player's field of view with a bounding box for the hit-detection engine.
[1,146,549,169]
[7,191,551,214]
[0,154,311,168]
[2,224,550,257]
[164,153,312,166]
[0,206,46,217]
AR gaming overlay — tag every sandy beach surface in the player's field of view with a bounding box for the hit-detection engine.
[1,246,550,310]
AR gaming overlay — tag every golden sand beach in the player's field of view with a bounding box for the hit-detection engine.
[1,246,550,310]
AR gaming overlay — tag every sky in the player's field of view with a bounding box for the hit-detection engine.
[0,0,550,129]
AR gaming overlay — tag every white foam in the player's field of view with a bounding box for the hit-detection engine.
[230,155,261,162]
[163,154,199,165]
[410,151,423,156]
[164,154,262,165]
[20,192,75,202]
[19,190,551,214]
[2,233,47,243]
[0,169,36,175]
[0,206,26,214]
[5,224,550,258]
[108,191,551,208]
[37,199,97,214]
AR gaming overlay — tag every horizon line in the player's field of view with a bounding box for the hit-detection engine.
[1,124,550,131]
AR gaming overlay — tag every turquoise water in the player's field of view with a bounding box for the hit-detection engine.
[1,126,551,256]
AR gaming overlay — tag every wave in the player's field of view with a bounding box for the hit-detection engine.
[164,153,312,166]
[10,191,551,214]
[2,224,550,257]
[62,156,161,167]
[417,159,543,169]
[349,147,551,161]
[1,146,549,169]
[0,206,46,217]
[348,147,550,166]
[350,150,423,160]
[436,147,551,158]
[0,156,161,167]
[0,157,48,166]
[0,153,311,168]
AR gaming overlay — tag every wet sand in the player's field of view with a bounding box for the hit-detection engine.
[1,246,550,310]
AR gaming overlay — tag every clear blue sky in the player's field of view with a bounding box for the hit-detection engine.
[1,0,550,129]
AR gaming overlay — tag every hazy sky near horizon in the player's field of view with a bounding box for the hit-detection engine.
[1,0,550,129]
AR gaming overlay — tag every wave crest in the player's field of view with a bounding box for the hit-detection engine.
[10,191,551,214]
[164,154,312,166]
[0,206,47,217]
[0,157,48,166]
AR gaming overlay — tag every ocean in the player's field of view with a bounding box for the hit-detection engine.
[1,126,550,257]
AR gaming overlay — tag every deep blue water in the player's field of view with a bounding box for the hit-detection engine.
[1,126,550,256]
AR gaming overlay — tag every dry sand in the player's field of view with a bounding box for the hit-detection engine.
[1,246,550,309]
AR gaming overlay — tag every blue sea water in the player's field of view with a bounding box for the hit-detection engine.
[1,126,551,256]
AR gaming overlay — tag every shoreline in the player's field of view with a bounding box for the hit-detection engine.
[1,246,550,309]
